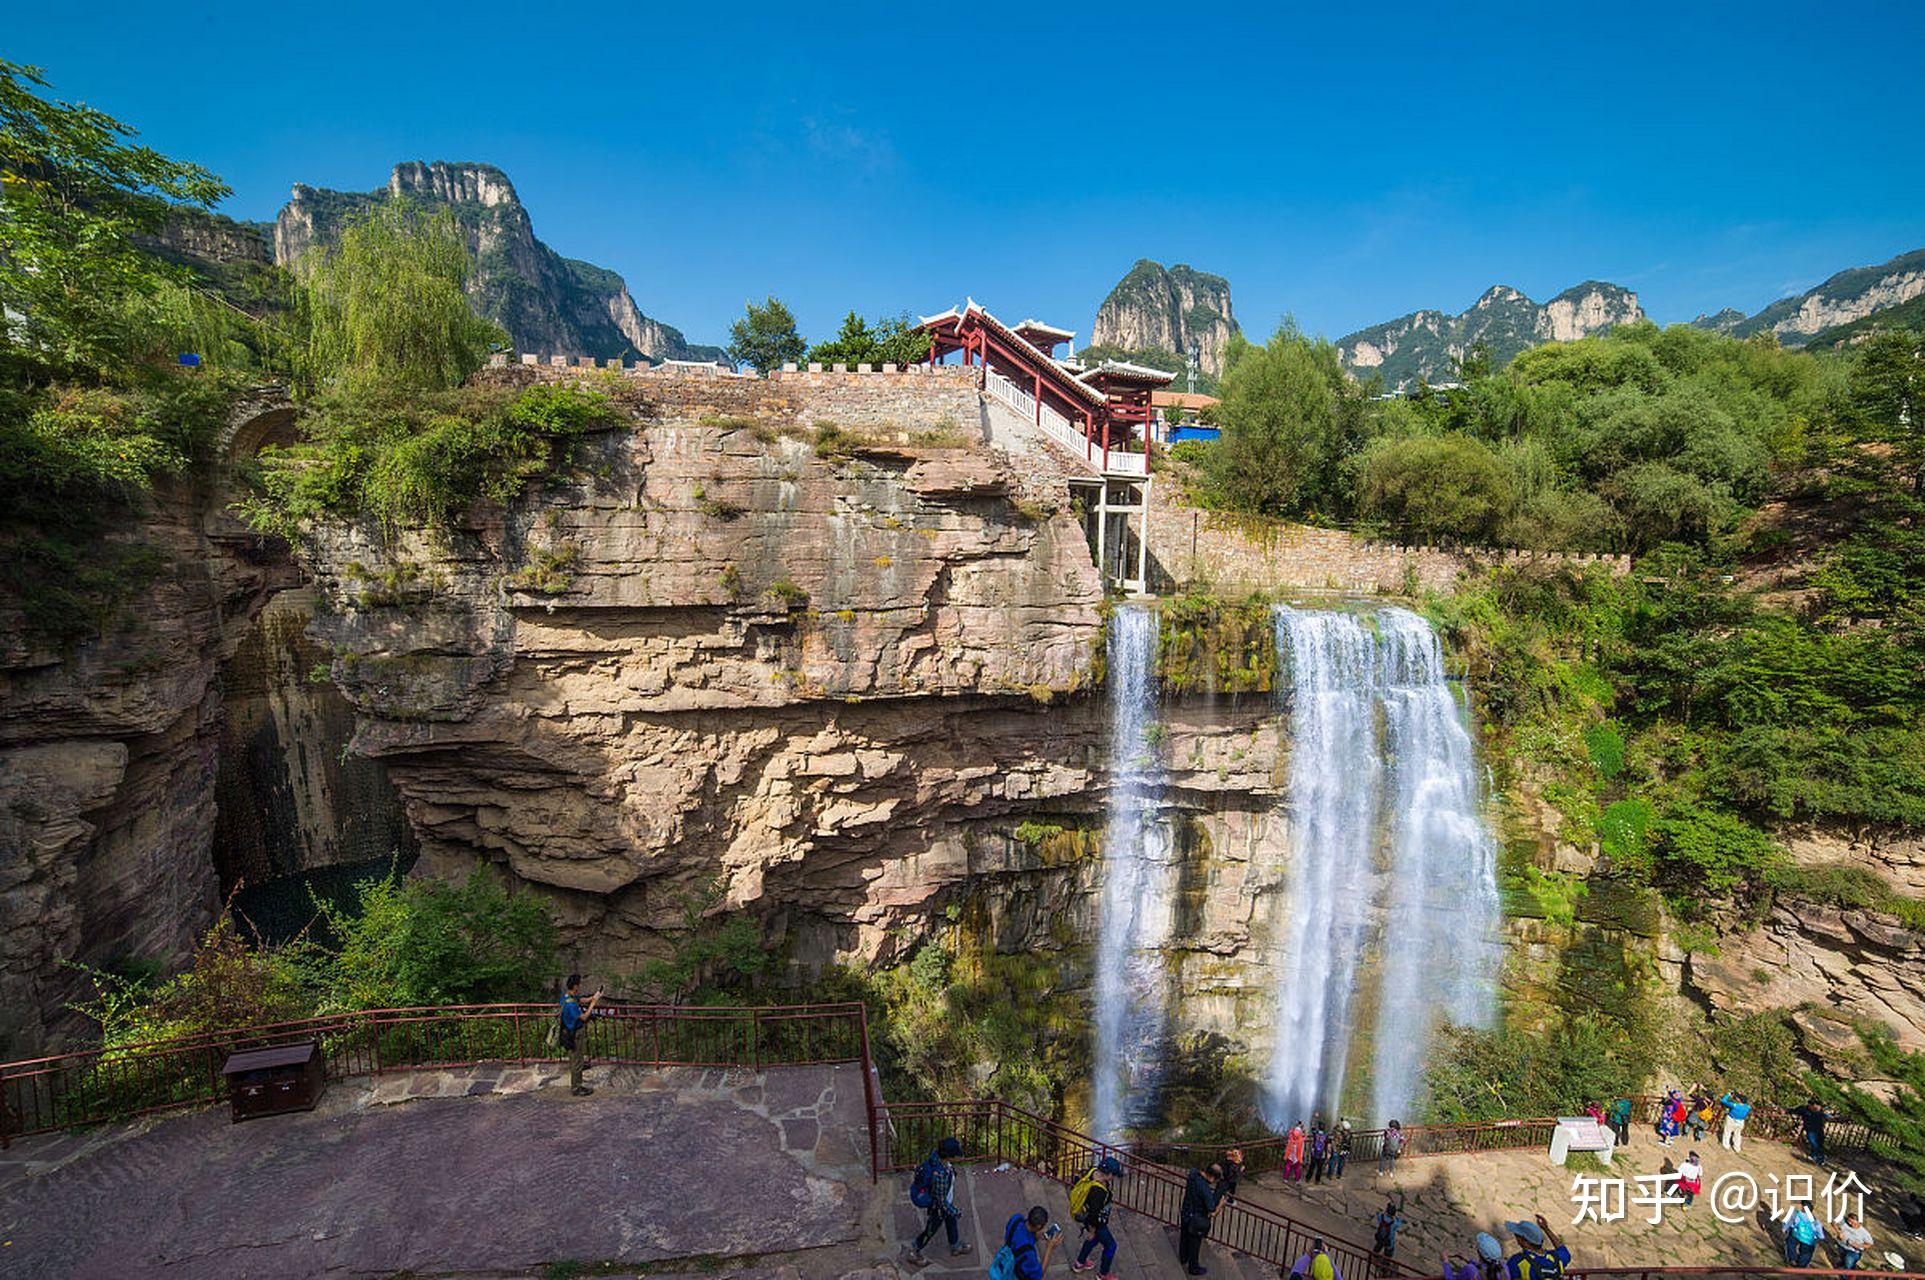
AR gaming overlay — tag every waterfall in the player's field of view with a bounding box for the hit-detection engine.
[1090,604,1177,1141]
[1370,607,1502,1119]
[1263,605,1501,1128]
[1262,609,1385,1130]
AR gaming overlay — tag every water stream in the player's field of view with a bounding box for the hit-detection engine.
[1262,605,1501,1128]
[1090,604,1177,1141]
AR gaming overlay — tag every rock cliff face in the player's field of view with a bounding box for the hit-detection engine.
[1338,281,1643,391]
[274,161,724,365]
[1701,246,1925,348]
[1089,260,1239,380]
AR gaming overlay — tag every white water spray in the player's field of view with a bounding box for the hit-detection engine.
[1262,609,1385,1130]
[1090,605,1177,1142]
[1370,607,1502,1119]
[1262,606,1501,1128]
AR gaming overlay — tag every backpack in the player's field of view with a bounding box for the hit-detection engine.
[1517,1251,1566,1280]
[1790,1213,1818,1245]
[1068,1167,1101,1223]
[909,1156,939,1209]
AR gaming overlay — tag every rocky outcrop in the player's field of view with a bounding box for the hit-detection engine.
[274,161,724,365]
[0,457,283,1055]
[1337,281,1643,391]
[1704,246,1925,347]
[1089,260,1239,379]
[1683,899,1924,1054]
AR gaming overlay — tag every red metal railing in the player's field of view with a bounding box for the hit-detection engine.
[0,1002,869,1152]
[876,1098,1427,1278]
[1126,1094,1902,1175]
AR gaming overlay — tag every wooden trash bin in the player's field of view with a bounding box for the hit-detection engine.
[222,1042,325,1121]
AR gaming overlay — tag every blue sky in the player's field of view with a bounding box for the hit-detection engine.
[13,1,1924,349]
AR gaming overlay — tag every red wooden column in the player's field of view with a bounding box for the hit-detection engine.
[1033,371,1043,423]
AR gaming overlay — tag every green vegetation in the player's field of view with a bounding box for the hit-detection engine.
[241,381,617,539]
[805,311,931,367]
[0,62,276,643]
[73,869,558,1046]
[1810,1029,1925,1191]
[1154,587,1279,694]
[725,296,805,373]
[292,199,504,393]
[1193,319,1849,554]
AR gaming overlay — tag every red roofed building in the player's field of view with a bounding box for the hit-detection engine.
[917,301,1171,593]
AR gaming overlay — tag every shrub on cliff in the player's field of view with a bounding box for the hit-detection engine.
[240,380,618,538]
[805,311,931,368]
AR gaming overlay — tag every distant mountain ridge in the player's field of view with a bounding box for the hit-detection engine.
[1692,246,1925,348]
[1336,281,1643,390]
[1088,259,1239,381]
[273,161,723,365]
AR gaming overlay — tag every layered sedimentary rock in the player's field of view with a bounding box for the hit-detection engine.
[0,478,281,1055]
[1702,246,1925,347]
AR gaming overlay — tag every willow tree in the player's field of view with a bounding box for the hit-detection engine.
[294,200,502,392]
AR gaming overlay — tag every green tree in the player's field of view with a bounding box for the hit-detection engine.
[726,296,806,373]
[0,61,237,378]
[1203,321,1369,518]
[1359,433,1515,543]
[1850,328,1925,497]
[294,200,502,393]
[805,310,931,367]
[312,869,557,1012]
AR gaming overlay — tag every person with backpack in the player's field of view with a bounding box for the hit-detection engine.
[1069,1155,1122,1278]
[1308,1126,1329,1183]
[905,1136,968,1264]
[992,1205,1056,1280]
[558,974,605,1096]
[1502,1214,1570,1279]
[1329,1121,1351,1179]
[1286,1238,1343,1279]
[1784,1201,1824,1267]
[1606,1097,1632,1148]
[1219,1147,1245,1204]
[1717,1091,1751,1150]
[1372,1196,1406,1261]
[1178,1162,1223,1276]
[1378,1120,1404,1177]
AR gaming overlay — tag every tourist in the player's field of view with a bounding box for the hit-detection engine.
[1468,1231,1507,1279]
[1687,1088,1714,1141]
[1606,1096,1633,1148]
[1379,1120,1404,1177]
[1900,1190,1925,1238]
[1287,1237,1342,1280]
[1330,1121,1352,1179]
[558,973,605,1096]
[1674,1151,1703,1207]
[1070,1154,1122,1279]
[1788,1098,1834,1166]
[1833,1213,1874,1271]
[1502,1214,1570,1280]
[1309,1126,1329,1183]
[1581,1100,1605,1128]
[1718,1090,1751,1151]
[1220,1147,1246,1203]
[1178,1162,1224,1276]
[1373,1196,1407,1262]
[1284,1121,1307,1181]
[905,1135,968,1264]
[1784,1201,1824,1267]
[1655,1090,1682,1146]
[996,1205,1057,1280]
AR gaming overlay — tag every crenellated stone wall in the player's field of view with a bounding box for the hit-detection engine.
[1146,501,1632,596]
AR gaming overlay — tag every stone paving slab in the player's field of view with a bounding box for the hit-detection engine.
[0,1063,870,1279]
